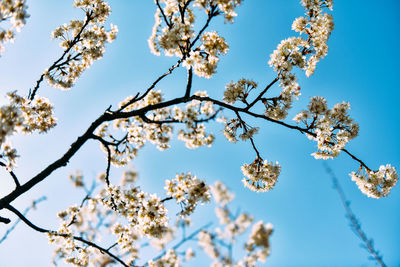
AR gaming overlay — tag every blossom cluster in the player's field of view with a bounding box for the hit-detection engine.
[222,118,240,143]
[293,96,359,160]
[193,0,242,23]
[0,101,22,146]
[242,221,274,265]
[223,78,258,104]
[198,230,221,261]
[175,91,216,148]
[48,167,269,266]
[215,208,253,241]
[48,167,274,267]
[104,185,169,239]
[149,0,240,78]
[96,91,171,167]
[50,169,168,266]
[148,0,195,57]
[45,0,117,89]
[293,0,334,77]
[8,91,57,134]
[165,172,210,216]
[267,37,306,120]
[350,164,398,199]
[0,0,29,56]
[148,249,180,267]
[98,90,216,167]
[267,0,334,120]
[48,203,106,266]
[69,170,84,187]
[222,118,259,144]
[241,158,281,193]
[210,181,234,206]
[197,182,274,266]
[0,91,56,168]
[182,31,229,78]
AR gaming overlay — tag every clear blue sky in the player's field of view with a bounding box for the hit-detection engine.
[0,1,399,266]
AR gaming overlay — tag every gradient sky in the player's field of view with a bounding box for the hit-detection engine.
[0,1,399,266]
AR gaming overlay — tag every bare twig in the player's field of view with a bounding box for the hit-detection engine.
[323,163,387,267]
[0,196,46,243]
[156,0,172,28]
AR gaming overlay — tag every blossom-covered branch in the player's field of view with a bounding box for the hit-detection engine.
[0,0,29,56]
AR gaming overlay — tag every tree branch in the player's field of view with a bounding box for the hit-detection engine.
[155,0,172,28]
[0,89,372,212]
[29,11,94,100]
[116,59,183,112]
[145,222,212,265]
[0,216,10,224]
[245,76,279,111]
[0,161,20,188]
[5,204,130,267]
[324,163,387,267]
[184,67,193,98]
[0,196,46,243]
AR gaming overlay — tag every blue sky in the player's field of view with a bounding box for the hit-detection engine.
[0,1,399,266]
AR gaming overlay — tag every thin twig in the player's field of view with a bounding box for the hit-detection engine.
[323,163,387,267]
[156,0,172,28]
[245,77,279,111]
[0,196,46,243]
[145,222,212,265]
[116,59,183,112]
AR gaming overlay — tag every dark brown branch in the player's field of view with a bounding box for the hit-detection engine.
[161,196,173,203]
[178,0,194,24]
[190,5,218,49]
[117,59,183,112]
[0,83,371,214]
[324,164,387,267]
[0,110,113,210]
[0,196,46,243]
[184,67,193,98]
[5,204,129,267]
[139,107,222,125]
[0,162,20,188]
[245,77,279,111]
[91,135,112,187]
[235,111,261,160]
[0,216,10,224]
[190,95,310,133]
[155,0,172,28]
[342,148,371,172]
